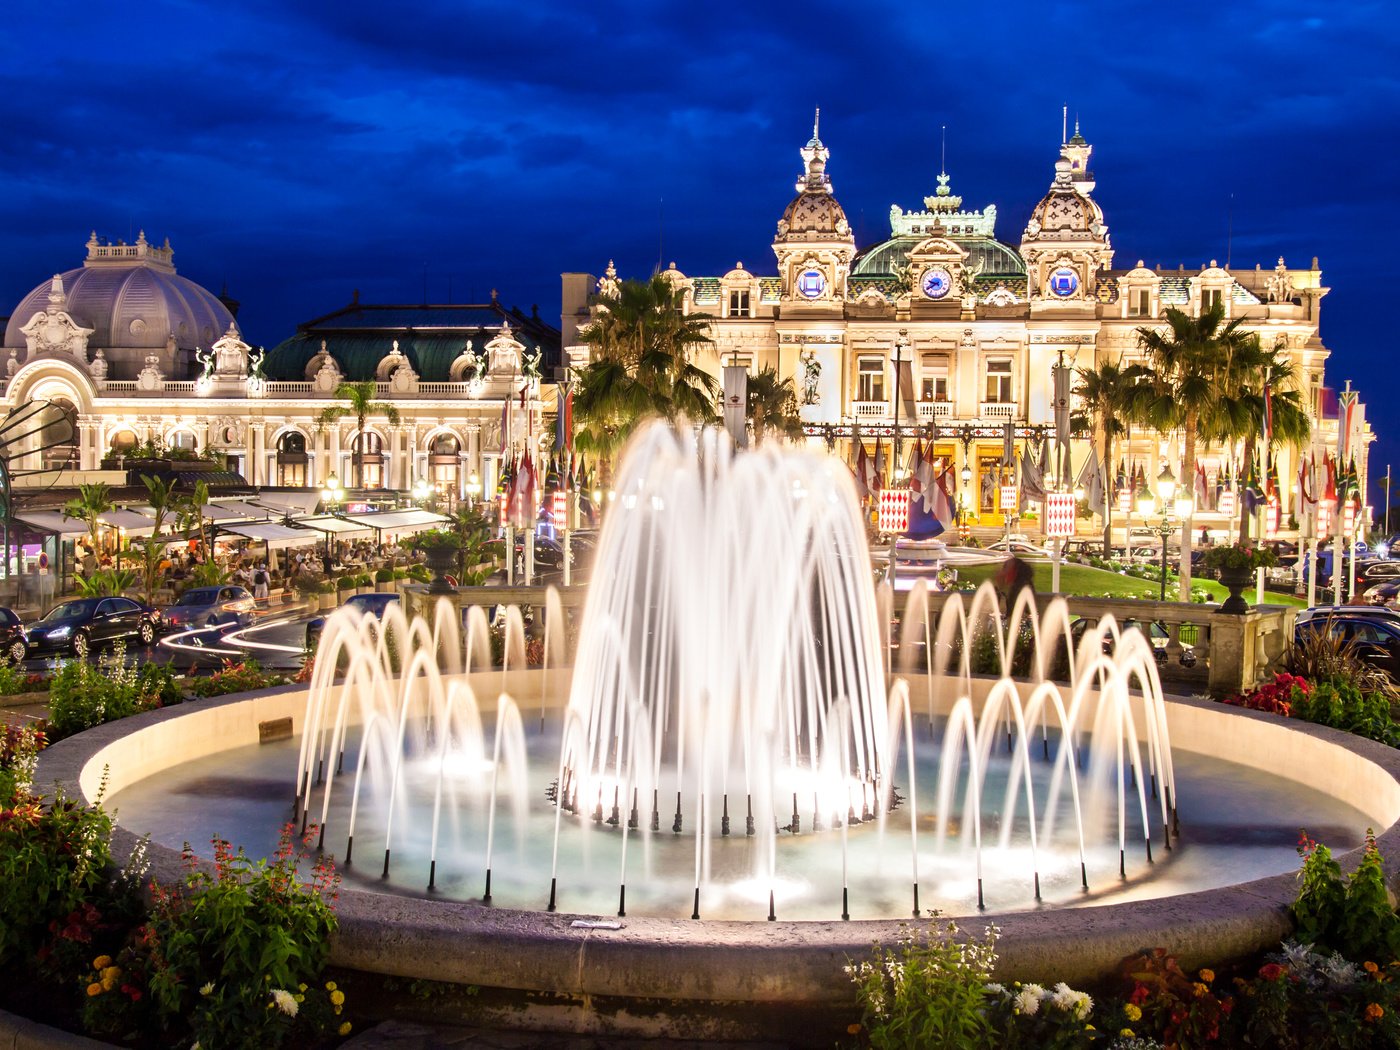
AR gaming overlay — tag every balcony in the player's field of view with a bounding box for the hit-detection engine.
[916,401,952,421]
[852,401,888,419]
[979,401,1017,420]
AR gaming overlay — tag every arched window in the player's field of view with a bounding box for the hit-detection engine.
[277,431,309,487]
[41,398,78,470]
[428,433,461,500]
[169,430,198,451]
[351,432,384,489]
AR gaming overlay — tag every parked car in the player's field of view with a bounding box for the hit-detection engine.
[986,539,1052,558]
[1067,615,1197,669]
[27,596,159,658]
[161,586,257,631]
[1296,605,1400,628]
[1063,540,1103,558]
[0,607,28,664]
[306,592,400,650]
[1295,613,1400,680]
[1364,579,1400,606]
[512,534,592,581]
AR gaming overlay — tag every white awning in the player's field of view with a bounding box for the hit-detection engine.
[340,508,449,539]
[220,521,321,550]
[298,515,374,537]
[14,511,88,537]
[253,491,321,516]
[202,500,275,522]
[95,509,160,538]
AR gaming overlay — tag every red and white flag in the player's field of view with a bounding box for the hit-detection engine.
[873,438,886,493]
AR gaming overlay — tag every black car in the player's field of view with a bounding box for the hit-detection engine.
[27,596,159,658]
[1295,613,1400,680]
[0,607,28,664]
[305,592,400,650]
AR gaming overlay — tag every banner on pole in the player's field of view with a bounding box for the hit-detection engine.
[878,487,910,534]
[1045,493,1075,537]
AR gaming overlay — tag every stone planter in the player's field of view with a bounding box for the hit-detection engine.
[376,581,394,593]
[338,589,355,604]
[423,544,459,595]
[1217,566,1253,615]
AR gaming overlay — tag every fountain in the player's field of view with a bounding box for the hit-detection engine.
[39,420,1400,1042]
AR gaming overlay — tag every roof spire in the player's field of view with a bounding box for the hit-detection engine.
[797,111,831,193]
[940,124,947,176]
[813,106,820,140]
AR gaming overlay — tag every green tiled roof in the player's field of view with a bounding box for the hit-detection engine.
[265,299,560,382]
[690,277,721,304]
[759,278,782,301]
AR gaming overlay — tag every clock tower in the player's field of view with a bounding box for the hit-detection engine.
[1020,132,1113,316]
[772,111,855,315]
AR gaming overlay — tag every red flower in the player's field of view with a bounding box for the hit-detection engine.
[1259,962,1285,981]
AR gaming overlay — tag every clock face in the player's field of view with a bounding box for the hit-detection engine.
[1048,267,1080,298]
[796,268,827,299]
[921,268,952,300]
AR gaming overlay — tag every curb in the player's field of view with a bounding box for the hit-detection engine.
[0,1008,115,1050]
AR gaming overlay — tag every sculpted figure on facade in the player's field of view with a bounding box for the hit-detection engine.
[135,353,166,392]
[210,322,249,376]
[1266,258,1295,304]
[800,350,822,405]
[486,322,523,376]
[19,275,94,362]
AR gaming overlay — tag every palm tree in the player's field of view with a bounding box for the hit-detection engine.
[746,367,803,445]
[62,482,113,570]
[1072,359,1150,556]
[573,274,718,472]
[1209,340,1312,543]
[1136,303,1256,599]
[134,475,179,603]
[175,479,213,559]
[316,380,402,490]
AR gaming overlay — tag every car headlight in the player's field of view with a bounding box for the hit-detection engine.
[49,626,71,639]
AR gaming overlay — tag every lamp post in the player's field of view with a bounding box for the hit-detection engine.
[1140,464,1193,602]
[411,477,432,506]
[321,472,344,574]
[465,471,481,508]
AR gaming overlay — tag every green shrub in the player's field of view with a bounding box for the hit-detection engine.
[0,785,113,966]
[46,652,168,742]
[374,567,394,583]
[847,921,996,1050]
[0,663,48,696]
[146,825,344,1050]
[1,723,45,802]
[1293,830,1400,963]
[319,579,336,594]
[185,659,288,699]
[291,574,324,596]
[337,575,356,591]
[392,567,408,580]
[354,572,373,587]
[1295,678,1400,746]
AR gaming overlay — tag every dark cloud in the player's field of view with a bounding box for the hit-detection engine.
[0,0,1397,473]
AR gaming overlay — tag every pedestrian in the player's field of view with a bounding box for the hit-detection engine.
[995,554,1035,612]
[252,563,270,604]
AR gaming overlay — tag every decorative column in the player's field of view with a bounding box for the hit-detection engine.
[247,422,265,487]
[327,424,341,485]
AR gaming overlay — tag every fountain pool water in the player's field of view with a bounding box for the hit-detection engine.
[107,424,1370,923]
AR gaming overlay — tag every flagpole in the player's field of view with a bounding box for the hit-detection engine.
[1333,381,1352,604]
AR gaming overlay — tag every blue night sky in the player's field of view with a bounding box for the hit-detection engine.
[2,2,1397,477]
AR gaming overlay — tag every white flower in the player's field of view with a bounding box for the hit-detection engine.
[270,988,298,1017]
[984,982,1006,996]
[199,982,214,997]
[1014,987,1041,1016]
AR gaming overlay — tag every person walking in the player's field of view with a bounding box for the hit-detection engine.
[252,563,271,605]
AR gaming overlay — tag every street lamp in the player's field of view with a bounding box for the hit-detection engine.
[321,472,344,573]
[465,471,481,506]
[412,477,432,504]
[1145,464,1183,602]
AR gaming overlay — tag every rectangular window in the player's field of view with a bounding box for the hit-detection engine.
[984,360,1012,403]
[1202,288,1222,313]
[858,358,885,402]
[920,355,950,400]
[727,290,751,318]
[1129,289,1150,316]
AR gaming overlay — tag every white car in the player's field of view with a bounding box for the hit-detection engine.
[986,539,1052,558]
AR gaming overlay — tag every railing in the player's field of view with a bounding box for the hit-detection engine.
[265,382,313,395]
[852,401,887,418]
[979,401,1017,420]
[916,401,953,421]
[102,381,136,392]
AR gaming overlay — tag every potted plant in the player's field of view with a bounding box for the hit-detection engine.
[355,571,374,595]
[337,574,357,603]
[374,567,395,593]
[1200,544,1278,614]
[318,578,336,612]
[402,528,463,594]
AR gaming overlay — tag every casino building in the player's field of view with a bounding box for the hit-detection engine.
[562,121,1372,538]
[0,232,557,508]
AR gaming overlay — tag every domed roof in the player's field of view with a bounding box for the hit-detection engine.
[1024,159,1107,241]
[3,232,233,352]
[852,235,1026,277]
[774,111,853,245]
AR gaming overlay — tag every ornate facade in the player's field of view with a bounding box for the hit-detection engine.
[563,120,1371,536]
[1,234,557,505]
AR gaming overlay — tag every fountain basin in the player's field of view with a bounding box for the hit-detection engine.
[34,674,1400,1044]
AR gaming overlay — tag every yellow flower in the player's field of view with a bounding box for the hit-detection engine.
[86,983,102,998]
[1198,968,1215,983]
[298,983,307,992]
[330,990,345,1006]
[1124,1003,1142,1022]
[846,1024,861,1035]
[1193,982,1209,997]
[338,1022,353,1036]
[101,966,121,982]
[325,981,337,992]
[92,955,112,970]
[1120,1030,1135,1038]
[200,982,214,996]
[334,1005,343,1015]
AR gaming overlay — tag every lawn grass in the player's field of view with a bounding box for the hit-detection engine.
[956,560,1308,607]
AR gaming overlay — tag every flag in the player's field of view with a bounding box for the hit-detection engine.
[1020,446,1046,506]
[1052,357,1071,487]
[1076,448,1106,517]
[854,442,871,502]
[907,464,955,538]
[1195,461,1209,510]
[1323,453,1338,505]
[1339,385,1359,461]
[555,387,573,452]
[500,392,511,455]
[908,437,925,499]
[1297,453,1317,527]
[1002,421,1015,470]
[1114,459,1127,499]
[873,438,886,493]
[1242,460,1265,515]
[1263,381,1274,446]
